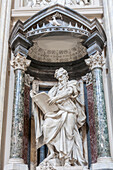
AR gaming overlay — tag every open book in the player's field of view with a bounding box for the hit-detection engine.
[32,92,59,114]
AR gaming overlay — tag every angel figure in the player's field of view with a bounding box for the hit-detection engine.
[31,68,87,167]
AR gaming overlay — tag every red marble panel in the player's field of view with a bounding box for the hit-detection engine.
[87,84,98,163]
[23,85,30,164]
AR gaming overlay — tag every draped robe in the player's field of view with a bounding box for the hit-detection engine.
[33,80,87,165]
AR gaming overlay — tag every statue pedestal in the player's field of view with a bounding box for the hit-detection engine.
[4,158,28,170]
[4,163,28,170]
[36,166,88,170]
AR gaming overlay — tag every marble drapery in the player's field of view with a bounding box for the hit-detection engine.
[31,68,87,167]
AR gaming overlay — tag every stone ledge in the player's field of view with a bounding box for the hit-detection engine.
[4,163,28,170]
[36,166,88,170]
[92,162,113,170]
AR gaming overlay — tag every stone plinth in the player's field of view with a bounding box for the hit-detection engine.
[92,157,113,170]
[36,166,88,170]
[4,163,28,170]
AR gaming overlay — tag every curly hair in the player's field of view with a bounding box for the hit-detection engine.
[54,68,69,80]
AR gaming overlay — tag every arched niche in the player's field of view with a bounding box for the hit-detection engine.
[9,3,106,81]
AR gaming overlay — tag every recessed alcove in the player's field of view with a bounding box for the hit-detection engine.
[27,32,89,81]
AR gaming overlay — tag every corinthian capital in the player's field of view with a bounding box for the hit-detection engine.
[10,53,31,71]
[82,73,92,86]
[85,51,105,70]
[25,74,34,87]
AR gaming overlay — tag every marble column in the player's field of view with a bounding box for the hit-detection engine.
[85,51,113,169]
[5,53,31,170]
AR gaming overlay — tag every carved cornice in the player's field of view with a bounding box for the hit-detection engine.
[25,74,34,87]
[85,51,105,70]
[82,72,92,86]
[10,53,31,71]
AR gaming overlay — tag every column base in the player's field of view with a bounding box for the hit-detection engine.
[92,157,113,170]
[4,158,28,170]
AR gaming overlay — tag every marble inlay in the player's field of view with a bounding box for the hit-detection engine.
[10,70,25,158]
[92,68,110,157]
[23,85,30,164]
[86,84,98,163]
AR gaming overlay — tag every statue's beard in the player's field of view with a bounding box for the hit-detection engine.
[58,79,68,90]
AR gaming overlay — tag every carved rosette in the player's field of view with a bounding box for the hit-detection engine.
[85,51,105,70]
[82,73,92,86]
[25,74,34,87]
[10,53,31,71]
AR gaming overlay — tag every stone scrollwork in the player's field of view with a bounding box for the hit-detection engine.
[85,51,105,70]
[10,53,31,71]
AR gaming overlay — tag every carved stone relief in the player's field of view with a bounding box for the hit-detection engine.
[26,0,91,7]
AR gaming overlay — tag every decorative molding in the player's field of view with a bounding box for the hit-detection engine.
[27,20,90,39]
[10,53,31,71]
[85,51,105,70]
[27,0,91,8]
[82,72,92,86]
[11,6,103,19]
[25,74,34,86]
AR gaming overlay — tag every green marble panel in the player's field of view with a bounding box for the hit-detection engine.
[92,68,110,158]
[10,70,25,158]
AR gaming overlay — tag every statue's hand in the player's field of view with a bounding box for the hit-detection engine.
[30,90,37,98]
[48,97,57,105]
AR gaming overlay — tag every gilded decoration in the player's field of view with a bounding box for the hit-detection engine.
[10,53,31,71]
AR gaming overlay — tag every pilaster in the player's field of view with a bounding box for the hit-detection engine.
[0,0,12,169]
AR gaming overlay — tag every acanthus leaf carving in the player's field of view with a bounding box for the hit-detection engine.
[82,72,92,86]
[10,53,31,71]
[85,51,105,70]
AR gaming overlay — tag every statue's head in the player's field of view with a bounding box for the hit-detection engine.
[54,68,69,82]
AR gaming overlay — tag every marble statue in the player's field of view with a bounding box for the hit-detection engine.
[30,68,87,167]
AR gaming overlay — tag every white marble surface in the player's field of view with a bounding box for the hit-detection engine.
[36,166,88,170]
[4,163,28,170]
[31,68,87,167]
